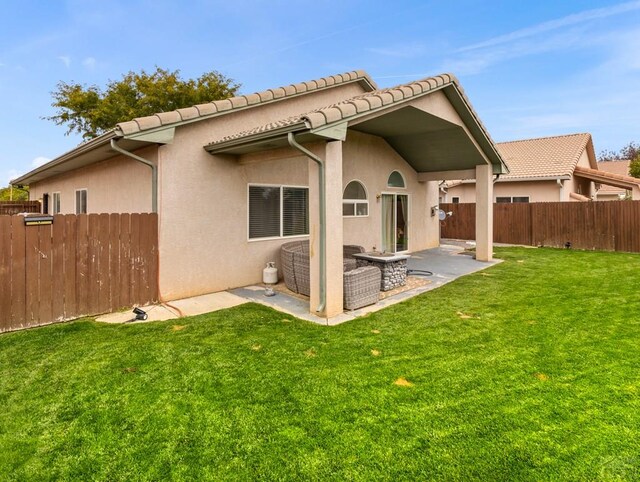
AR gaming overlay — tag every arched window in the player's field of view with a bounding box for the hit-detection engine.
[343,180,368,217]
[387,170,406,188]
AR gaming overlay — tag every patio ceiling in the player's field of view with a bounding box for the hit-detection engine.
[350,106,487,172]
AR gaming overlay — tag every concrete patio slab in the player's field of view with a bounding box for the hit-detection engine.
[230,243,501,326]
[96,291,249,324]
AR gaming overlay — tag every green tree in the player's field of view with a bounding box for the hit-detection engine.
[45,67,241,140]
[598,141,640,162]
[0,185,29,201]
[629,156,640,178]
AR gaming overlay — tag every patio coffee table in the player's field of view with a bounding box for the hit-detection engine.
[352,252,411,291]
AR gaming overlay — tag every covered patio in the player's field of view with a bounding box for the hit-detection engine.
[230,242,500,325]
[206,74,508,320]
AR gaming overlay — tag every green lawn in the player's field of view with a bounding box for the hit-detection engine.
[1,247,639,481]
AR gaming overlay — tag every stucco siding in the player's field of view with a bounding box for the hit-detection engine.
[157,128,440,301]
[446,179,562,203]
[29,148,156,214]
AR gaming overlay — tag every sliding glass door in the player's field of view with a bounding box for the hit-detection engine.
[381,193,409,253]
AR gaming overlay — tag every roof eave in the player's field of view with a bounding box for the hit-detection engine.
[11,130,120,185]
[204,123,308,154]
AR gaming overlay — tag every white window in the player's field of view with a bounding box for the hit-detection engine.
[343,180,368,217]
[452,197,460,204]
[75,189,87,214]
[248,185,309,240]
[387,170,406,188]
[52,192,61,214]
[496,196,530,203]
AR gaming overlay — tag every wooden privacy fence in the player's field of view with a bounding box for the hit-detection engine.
[0,201,41,215]
[0,213,158,333]
[440,201,640,253]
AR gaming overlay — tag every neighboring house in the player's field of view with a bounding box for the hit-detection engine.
[13,70,508,318]
[443,133,640,203]
[595,160,631,200]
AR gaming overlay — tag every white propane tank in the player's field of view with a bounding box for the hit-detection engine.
[263,262,278,284]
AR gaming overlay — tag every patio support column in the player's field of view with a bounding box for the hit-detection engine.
[475,164,493,261]
[308,140,344,319]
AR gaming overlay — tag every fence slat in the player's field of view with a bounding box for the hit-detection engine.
[51,216,65,322]
[109,213,121,311]
[0,217,12,331]
[76,215,90,317]
[63,215,78,317]
[9,217,26,329]
[98,214,111,314]
[119,214,131,309]
[24,224,40,325]
[37,223,53,326]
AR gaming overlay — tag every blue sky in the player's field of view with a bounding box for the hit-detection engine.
[2,0,640,185]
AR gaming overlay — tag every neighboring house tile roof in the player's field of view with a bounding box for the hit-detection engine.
[207,73,497,149]
[116,70,376,136]
[574,165,640,188]
[596,160,631,193]
[494,133,593,180]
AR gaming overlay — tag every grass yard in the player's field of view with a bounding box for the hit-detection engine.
[1,247,639,481]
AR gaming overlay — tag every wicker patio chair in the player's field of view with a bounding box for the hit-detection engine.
[343,244,366,259]
[343,265,381,310]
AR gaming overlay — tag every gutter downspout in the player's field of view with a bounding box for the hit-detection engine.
[557,178,565,201]
[110,139,158,213]
[287,132,326,314]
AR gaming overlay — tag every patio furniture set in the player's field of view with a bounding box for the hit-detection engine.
[281,241,409,310]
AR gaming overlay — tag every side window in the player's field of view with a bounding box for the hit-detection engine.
[452,197,460,204]
[496,197,511,203]
[343,180,368,217]
[52,192,61,214]
[75,189,87,214]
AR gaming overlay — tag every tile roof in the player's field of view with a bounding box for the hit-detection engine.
[596,160,631,193]
[208,74,484,146]
[574,165,640,187]
[116,70,376,136]
[494,133,593,179]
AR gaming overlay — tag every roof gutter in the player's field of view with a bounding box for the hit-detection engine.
[287,132,326,315]
[205,122,307,154]
[11,130,118,185]
[110,139,158,213]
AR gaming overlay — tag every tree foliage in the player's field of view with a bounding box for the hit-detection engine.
[598,141,640,162]
[45,67,241,140]
[0,185,29,201]
[629,156,640,179]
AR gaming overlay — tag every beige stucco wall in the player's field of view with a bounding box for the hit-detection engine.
[156,82,374,300]
[342,130,439,252]
[445,179,562,203]
[29,147,156,214]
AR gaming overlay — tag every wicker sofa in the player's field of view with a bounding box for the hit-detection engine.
[280,241,380,310]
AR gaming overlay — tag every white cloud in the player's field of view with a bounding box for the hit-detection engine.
[58,55,71,67]
[458,0,640,52]
[31,156,51,168]
[82,57,96,69]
